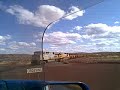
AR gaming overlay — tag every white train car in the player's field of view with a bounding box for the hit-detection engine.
[31,51,70,65]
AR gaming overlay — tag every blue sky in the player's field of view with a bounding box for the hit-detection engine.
[0,0,120,54]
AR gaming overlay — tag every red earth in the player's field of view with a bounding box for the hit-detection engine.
[0,62,120,90]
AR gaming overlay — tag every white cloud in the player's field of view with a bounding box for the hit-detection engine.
[114,21,119,24]
[83,23,120,38]
[84,23,108,35]
[18,42,30,46]
[65,6,85,20]
[30,42,36,46]
[35,23,120,52]
[0,35,11,45]
[8,41,36,50]
[94,40,115,47]
[79,23,120,51]
[6,5,65,28]
[46,43,102,53]
[73,26,82,31]
[6,5,85,27]
[30,23,120,52]
[8,41,19,50]
[36,31,81,46]
[0,48,5,51]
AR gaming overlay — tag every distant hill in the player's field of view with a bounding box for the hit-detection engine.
[0,54,32,61]
[76,52,120,56]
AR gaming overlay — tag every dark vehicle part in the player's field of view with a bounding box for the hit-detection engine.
[0,80,89,90]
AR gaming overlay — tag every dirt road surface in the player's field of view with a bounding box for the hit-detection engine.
[0,62,120,90]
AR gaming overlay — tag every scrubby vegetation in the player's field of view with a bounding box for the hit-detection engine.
[68,52,120,64]
[0,54,32,65]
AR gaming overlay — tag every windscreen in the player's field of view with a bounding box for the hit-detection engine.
[0,0,104,80]
[1,0,120,90]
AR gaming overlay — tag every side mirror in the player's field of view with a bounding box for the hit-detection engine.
[44,81,89,90]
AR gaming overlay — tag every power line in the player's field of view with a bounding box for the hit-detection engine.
[41,0,106,81]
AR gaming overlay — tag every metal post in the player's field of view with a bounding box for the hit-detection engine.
[41,22,54,80]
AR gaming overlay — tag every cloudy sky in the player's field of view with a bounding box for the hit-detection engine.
[0,0,120,54]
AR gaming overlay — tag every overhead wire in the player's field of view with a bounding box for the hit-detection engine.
[42,0,106,81]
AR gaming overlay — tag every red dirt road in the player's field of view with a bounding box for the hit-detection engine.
[44,63,120,90]
[0,63,120,90]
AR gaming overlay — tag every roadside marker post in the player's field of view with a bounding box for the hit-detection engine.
[27,68,43,73]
